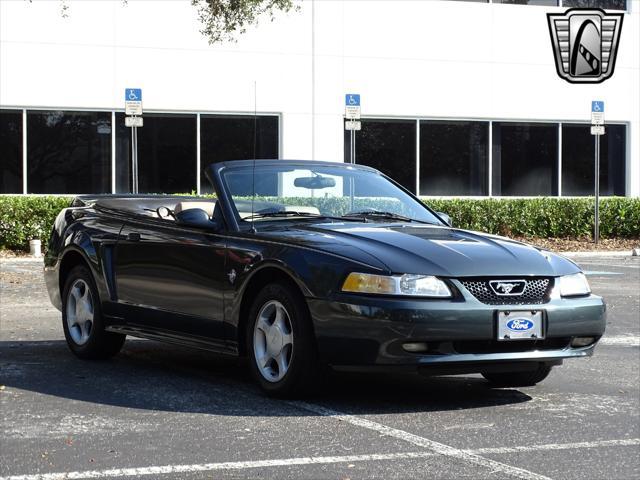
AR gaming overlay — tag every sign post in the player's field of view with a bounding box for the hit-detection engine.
[345,94,361,165]
[591,101,605,245]
[125,88,143,194]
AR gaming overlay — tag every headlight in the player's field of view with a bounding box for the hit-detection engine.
[341,273,452,297]
[559,273,591,297]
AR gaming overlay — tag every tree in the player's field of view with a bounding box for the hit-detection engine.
[46,0,297,44]
[192,0,298,44]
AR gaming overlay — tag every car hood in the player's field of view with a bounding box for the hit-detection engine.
[259,223,580,277]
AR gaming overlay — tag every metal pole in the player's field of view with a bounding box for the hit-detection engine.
[353,129,356,165]
[350,129,355,164]
[132,124,139,194]
[348,127,355,210]
[594,133,600,245]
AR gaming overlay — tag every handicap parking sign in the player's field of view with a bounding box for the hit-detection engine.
[126,88,142,102]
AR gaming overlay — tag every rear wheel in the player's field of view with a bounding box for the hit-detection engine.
[247,282,320,397]
[62,265,125,359]
[482,364,552,387]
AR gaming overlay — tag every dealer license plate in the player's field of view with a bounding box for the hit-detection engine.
[497,310,544,341]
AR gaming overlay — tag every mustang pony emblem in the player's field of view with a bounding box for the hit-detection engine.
[489,280,527,296]
[227,269,237,284]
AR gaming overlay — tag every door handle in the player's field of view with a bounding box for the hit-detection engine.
[127,232,141,242]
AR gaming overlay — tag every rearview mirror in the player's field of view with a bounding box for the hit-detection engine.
[294,176,336,189]
[437,212,452,227]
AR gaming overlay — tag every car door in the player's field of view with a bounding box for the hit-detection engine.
[114,215,227,347]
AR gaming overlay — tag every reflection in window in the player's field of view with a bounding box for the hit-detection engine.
[420,121,488,196]
[0,110,23,193]
[492,122,558,196]
[562,124,626,196]
[116,113,196,193]
[200,115,279,194]
[562,0,626,10]
[27,111,111,194]
[345,120,417,193]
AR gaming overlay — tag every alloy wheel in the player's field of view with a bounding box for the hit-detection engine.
[66,279,94,346]
[253,300,294,382]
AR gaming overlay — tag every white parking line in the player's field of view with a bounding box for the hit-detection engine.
[474,438,640,454]
[290,401,552,480]
[2,438,637,480]
[600,336,640,347]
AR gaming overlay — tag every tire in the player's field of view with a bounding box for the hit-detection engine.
[61,265,125,360]
[482,364,553,387]
[246,282,320,397]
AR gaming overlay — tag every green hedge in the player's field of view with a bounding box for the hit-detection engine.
[0,196,73,251]
[424,197,640,239]
[0,195,638,251]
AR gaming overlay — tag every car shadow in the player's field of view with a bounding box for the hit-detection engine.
[0,339,532,416]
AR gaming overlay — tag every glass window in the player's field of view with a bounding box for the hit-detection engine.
[562,124,626,196]
[0,110,23,193]
[492,122,558,196]
[200,115,279,194]
[345,120,417,193]
[27,111,111,194]
[420,121,488,196]
[562,0,626,10]
[116,113,196,194]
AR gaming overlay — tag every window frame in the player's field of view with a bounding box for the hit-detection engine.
[0,107,281,196]
[0,108,629,198]
[346,115,628,199]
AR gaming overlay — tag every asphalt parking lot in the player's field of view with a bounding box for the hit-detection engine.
[1,255,638,480]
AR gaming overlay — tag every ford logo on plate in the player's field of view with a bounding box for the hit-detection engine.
[506,318,534,332]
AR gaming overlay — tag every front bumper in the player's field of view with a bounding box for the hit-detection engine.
[308,286,606,372]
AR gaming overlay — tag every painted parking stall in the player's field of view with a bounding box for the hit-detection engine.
[0,255,638,479]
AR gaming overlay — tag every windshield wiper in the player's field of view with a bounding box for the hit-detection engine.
[243,211,319,220]
[243,211,361,222]
[341,210,435,225]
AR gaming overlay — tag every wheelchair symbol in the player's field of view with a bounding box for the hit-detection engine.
[592,101,603,112]
[128,90,139,101]
[348,95,359,105]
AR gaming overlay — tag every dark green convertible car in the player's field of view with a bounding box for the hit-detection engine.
[44,160,605,396]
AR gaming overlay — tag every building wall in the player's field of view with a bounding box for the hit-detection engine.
[1,0,638,195]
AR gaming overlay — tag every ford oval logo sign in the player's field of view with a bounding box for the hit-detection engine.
[506,318,534,332]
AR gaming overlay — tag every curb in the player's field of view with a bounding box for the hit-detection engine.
[561,251,637,258]
[0,257,44,263]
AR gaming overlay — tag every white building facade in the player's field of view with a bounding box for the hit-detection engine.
[1,0,638,197]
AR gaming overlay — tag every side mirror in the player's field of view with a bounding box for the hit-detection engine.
[437,212,452,227]
[175,208,219,230]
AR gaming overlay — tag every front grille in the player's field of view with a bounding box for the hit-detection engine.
[460,278,552,305]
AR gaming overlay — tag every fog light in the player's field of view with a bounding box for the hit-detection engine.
[571,336,596,348]
[403,342,429,353]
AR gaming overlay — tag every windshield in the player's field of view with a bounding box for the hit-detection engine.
[220,163,443,226]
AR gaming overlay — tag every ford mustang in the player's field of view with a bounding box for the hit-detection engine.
[44,160,605,396]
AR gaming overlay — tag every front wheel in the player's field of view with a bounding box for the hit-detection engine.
[247,282,320,397]
[482,364,553,387]
[62,265,125,360]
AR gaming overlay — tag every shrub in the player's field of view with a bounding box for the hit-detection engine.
[423,197,640,239]
[0,196,72,251]
[0,195,638,252]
